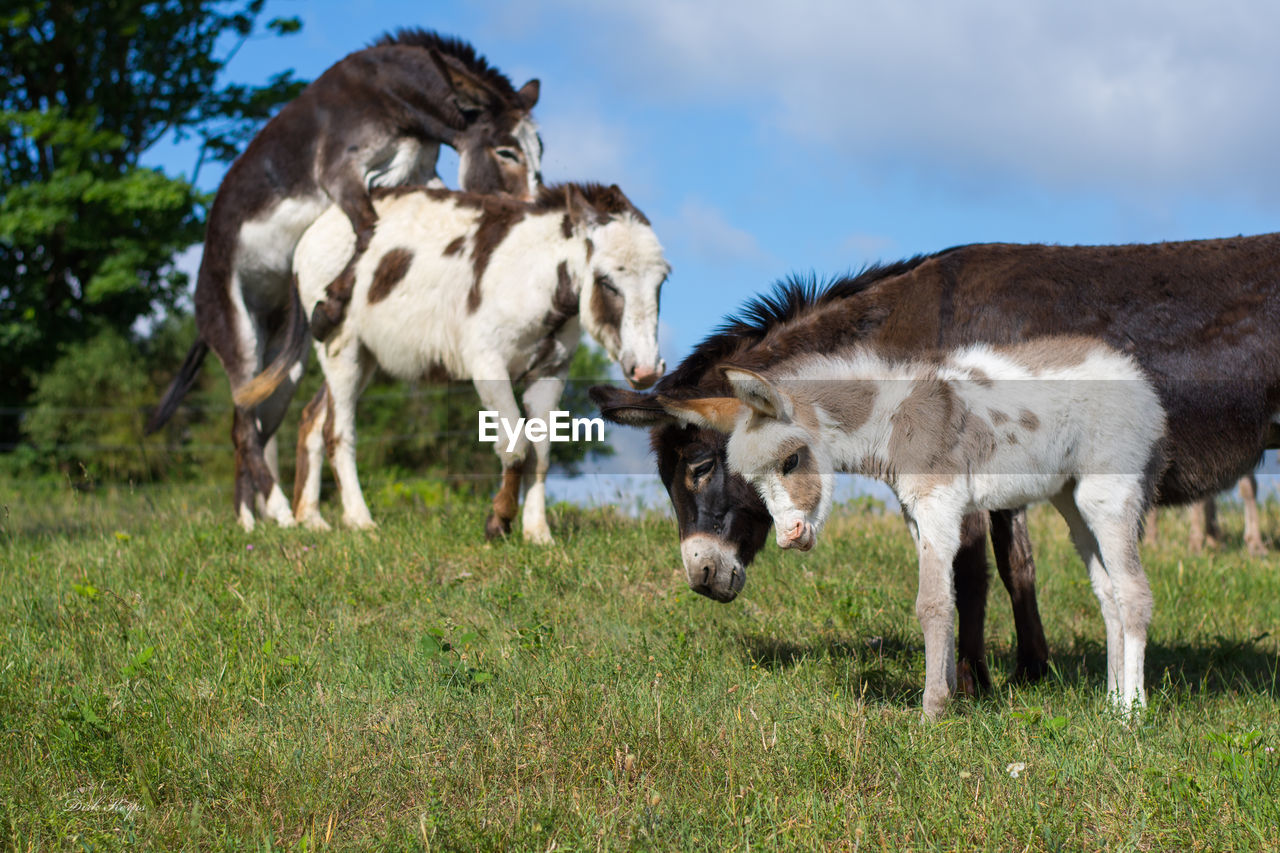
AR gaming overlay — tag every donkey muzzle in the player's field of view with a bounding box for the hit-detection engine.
[622,356,665,390]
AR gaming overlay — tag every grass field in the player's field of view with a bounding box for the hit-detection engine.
[2,477,1278,851]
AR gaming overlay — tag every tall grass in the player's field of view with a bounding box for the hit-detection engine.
[1,479,1277,850]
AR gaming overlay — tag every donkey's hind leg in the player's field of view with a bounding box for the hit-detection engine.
[1074,476,1152,711]
[989,508,1051,684]
[953,512,993,695]
[1050,488,1124,700]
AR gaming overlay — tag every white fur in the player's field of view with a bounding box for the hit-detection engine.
[718,340,1165,718]
[292,189,669,539]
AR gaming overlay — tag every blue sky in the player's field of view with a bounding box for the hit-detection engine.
[149,0,1280,361]
[145,1,1280,501]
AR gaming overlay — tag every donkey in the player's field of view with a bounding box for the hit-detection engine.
[283,182,668,542]
[659,338,1167,717]
[146,29,541,531]
[593,233,1280,692]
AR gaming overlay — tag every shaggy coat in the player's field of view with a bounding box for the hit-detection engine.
[665,338,1167,717]
[289,183,669,542]
[146,29,541,531]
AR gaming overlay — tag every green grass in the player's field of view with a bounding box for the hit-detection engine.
[2,479,1278,850]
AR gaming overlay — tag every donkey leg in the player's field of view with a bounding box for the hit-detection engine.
[1051,490,1124,700]
[231,408,285,533]
[473,376,530,539]
[953,512,993,695]
[310,171,377,341]
[988,508,1051,684]
[519,375,568,545]
[1240,473,1267,556]
[1188,497,1221,553]
[913,506,962,719]
[1075,477,1152,711]
[294,384,332,531]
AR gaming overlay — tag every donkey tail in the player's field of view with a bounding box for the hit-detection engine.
[232,281,310,411]
[145,338,210,434]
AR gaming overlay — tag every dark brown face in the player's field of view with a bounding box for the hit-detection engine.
[455,112,542,199]
[590,384,772,602]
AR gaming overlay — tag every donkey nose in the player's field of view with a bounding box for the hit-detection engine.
[628,363,663,389]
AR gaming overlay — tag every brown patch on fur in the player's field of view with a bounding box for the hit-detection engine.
[968,369,994,388]
[321,388,340,494]
[468,203,527,311]
[487,462,526,537]
[561,213,573,239]
[590,276,625,349]
[544,261,579,331]
[443,236,466,256]
[584,238,593,262]
[887,379,996,491]
[367,247,414,304]
[1018,409,1040,431]
[804,381,877,433]
[294,385,328,510]
[534,182,650,225]
[989,409,1010,426]
[1006,336,1099,372]
[783,448,823,515]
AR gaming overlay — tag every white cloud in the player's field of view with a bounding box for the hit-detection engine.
[538,0,1280,202]
[666,198,776,266]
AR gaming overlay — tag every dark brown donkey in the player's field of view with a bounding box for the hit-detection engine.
[592,235,1280,691]
[147,29,541,531]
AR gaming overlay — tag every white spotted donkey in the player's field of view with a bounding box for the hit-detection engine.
[660,337,1167,718]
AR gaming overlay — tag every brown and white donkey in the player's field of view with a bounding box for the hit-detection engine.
[660,338,1167,718]
[280,183,668,543]
[147,29,541,531]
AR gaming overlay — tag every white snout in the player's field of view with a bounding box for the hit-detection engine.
[776,516,816,551]
[621,354,665,389]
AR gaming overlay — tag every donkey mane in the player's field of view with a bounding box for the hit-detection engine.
[370,28,521,101]
[533,182,650,224]
[657,254,963,396]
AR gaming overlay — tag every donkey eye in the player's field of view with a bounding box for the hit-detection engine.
[495,147,522,163]
[689,459,714,479]
[596,274,620,295]
[782,452,801,475]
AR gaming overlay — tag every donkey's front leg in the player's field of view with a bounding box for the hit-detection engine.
[913,507,963,719]
[520,374,569,545]
[473,376,529,540]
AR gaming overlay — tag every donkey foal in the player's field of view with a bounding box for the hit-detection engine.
[665,337,1166,718]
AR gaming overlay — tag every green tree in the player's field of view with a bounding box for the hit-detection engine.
[0,0,304,448]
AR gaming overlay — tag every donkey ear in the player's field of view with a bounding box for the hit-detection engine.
[431,50,497,119]
[657,396,746,432]
[590,385,676,427]
[722,367,792,422]
[516,79,540,109]
[565,184,601,229]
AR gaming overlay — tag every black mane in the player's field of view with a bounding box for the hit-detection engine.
[656,255,958,393]
[371,28,520,101]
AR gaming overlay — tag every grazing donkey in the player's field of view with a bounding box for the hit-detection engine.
[594,234,1280,692]
[147,29,542,531]
[284,183,668,542]
[660,338,1167,717]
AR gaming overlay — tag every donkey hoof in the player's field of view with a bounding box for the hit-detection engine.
[485,512,513,540]
[955,659,979,697]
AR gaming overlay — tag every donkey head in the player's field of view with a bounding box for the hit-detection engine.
[660,368,837,553]
[568,184,669,389]
[435,52,543,199]
[588,385,772,602]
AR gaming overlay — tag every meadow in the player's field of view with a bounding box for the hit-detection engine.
[1,477,1278,851]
